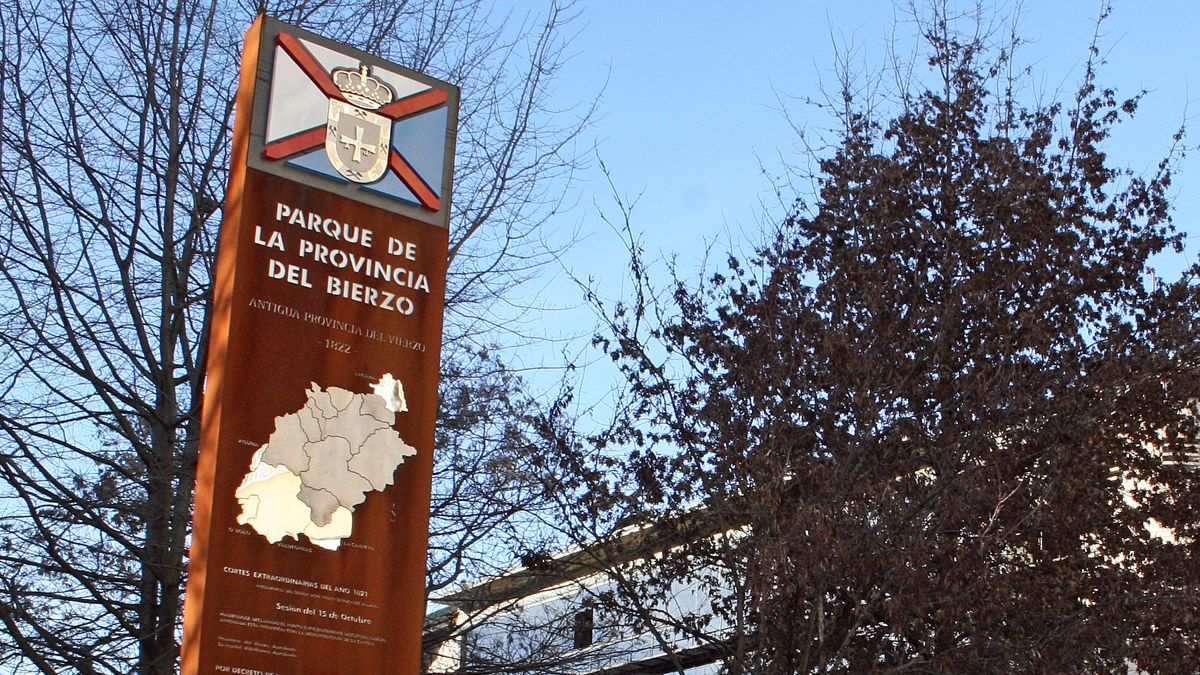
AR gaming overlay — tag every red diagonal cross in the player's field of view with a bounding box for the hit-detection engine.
[262,32,448,211]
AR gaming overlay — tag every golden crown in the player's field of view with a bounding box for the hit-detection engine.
[332,64,394,109]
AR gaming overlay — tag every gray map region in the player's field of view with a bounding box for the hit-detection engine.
[298,486,342,526]
[255,382,416,530]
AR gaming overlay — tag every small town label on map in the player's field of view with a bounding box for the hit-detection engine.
[234,374,415,550]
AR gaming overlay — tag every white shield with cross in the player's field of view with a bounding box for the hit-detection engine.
[325,100,391,184]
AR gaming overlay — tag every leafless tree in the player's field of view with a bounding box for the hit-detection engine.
[0,1,590,672]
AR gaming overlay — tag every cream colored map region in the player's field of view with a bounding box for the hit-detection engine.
[235,374,416,550]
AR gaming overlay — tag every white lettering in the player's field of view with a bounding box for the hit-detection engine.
[327,276,415,315]
[253,226,285,251]
[386,237,418,260]
[273,202,374,248]
[266,259,312,288]
[298,239,430,292]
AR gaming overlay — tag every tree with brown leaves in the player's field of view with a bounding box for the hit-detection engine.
[587,7,1200,673]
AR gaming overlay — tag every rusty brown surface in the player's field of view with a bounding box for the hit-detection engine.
[182,17,449,674]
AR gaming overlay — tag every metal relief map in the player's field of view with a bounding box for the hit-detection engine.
[234,374,416,550]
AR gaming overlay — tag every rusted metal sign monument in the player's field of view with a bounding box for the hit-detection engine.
[182,16,457,674]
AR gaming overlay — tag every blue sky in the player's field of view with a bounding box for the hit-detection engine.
[505,0,1199,373]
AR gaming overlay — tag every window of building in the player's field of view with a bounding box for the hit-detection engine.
[572,607,594,650]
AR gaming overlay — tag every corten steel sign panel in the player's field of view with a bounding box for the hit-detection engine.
[182,16,457,674]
